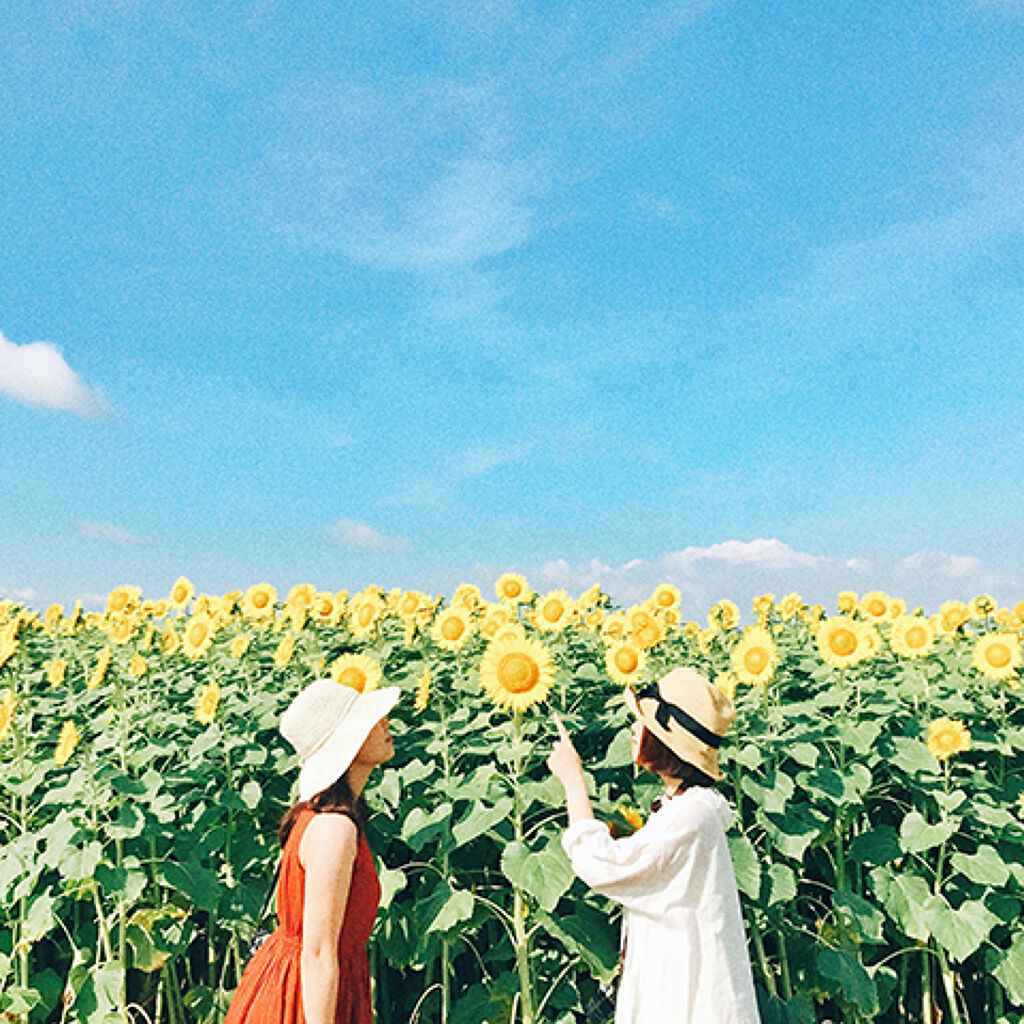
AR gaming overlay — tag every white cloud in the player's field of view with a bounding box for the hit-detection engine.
[0,585,37,603]
[0,331,110,417]
[320,518,410,553]
[478,539,1021,614]
[74,520,146,546]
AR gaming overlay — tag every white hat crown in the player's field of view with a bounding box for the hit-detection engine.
[280,680,360,761]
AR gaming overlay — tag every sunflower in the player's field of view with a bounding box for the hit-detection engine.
[286,583,317,612]
[431,606,475,651]
[889,615,935,659]
[479,634,554,712]
[106,586,142,616]
[714,672,738,701]
[480,604,513,639]
[836,590,858,614]
[181,615,216,660]
[0,689,15,741]
[937,601,970,635]
[578,583,603,610]
[731,626,778,687]
[230,634,251,659]
[88,647,113,689]
[453,583,484,611]
[46,658,67,687]
[169,576,195,609]
[43,604,64,629]
[600,612,628,645]
[584,608,606,631]
[628,609,666,651]
[106,614,137,646]
[709,599,741,630]
[859,591,890,621]
[395,590,428,621]
[925,718,971,761]
[331,653,382,693]
[414,666,431,712]
[970,594,996,619]
[129,653,148,677]
[972,633,1022,682]
[495,572,532,605]
[816,618,870,670]
[777,593,804,621]
[605,641,647,687]
[349,592,385,638]
[274,632,296,668]
[196,682,221,725]
[752,593,775,619]
[533,590,575,633]
[161,627,180,656]
[242,583,278,621]
[54,721,80,767]
[309,591,338,624]
[649,583,681,611]
[886,597,907,621]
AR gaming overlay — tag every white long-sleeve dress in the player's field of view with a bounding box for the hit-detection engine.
[562,787,761,1024]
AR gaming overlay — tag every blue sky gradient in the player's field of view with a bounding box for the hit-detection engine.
[3,0,1024,612]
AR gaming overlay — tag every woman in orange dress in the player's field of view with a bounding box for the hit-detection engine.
[225,678,401,1024]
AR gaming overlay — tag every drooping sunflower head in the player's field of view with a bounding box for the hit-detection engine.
[54,721,81,767]
[925,717,971,761]
[0,689,16,741]
[709,599,741,630]
[480,634,555,713]
[889,615,935,660]
[972,632,1022,683]
[495,572,532,605]
[195,682,221,725]
[777,593,804,621]
[274,632,296,668]
[730,626,778,686]
[414,666,432,712]
[605,641,647,687]
[330,653,383,694]
[578,583,604,610]
[970,594,996,619]
[46,658,67,687]
[431,606,475,651]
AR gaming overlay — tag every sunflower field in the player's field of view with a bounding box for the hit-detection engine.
[2,579,1024,1024]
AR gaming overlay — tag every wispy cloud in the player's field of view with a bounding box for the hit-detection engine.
[479,539,1020,613]
[320,518,410,553]
[74,520,146,546]
[0,584,37,604]
[0,331,110,418]
[389,441,533,507]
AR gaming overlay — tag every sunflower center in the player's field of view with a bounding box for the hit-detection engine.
[906,625,928,649]
[339,668,367,691]
[744,648,769,673]
[614,647,639,674]
[830,628,857,656]
[504,581,522,598]
[867,600,886,617]
[188,624,207,646]
[497,653,540,693]
[442,617,465,640]
[543,600,564,622]
[988,642,1012,668]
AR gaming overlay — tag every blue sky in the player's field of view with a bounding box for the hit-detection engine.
[2,0,1024,613]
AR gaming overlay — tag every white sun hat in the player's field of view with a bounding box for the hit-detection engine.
[280,679,401,801]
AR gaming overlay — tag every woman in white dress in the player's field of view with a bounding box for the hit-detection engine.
[547,666,761,1024]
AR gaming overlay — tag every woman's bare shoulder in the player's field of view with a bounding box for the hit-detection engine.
[299,812,358,869]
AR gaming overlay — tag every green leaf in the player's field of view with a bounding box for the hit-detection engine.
[727,834,761,901]
[890,736,940,777]
[876,870,931,941]
[840,720,883,755]
[849,825,900,866]
[535,904,620,984]
[22,891,57,944]
[950,845,1010,887]
[161,860,221,913]
[400,802,452,852]
[70,962,125,1024]
[994,930,1024,1005]
[377,866,407,911]
[787,743,819,768]
[761,806,822,861]
[899,811,958,853]
[425,888,475,935]
[107,803,145,840]
[816,947,878,1016]
[452,797,514,846]
[501,839,575,912]
[834,890,884,944]
[0,987,42,1016]
[923,896,998,962]
[58,840,104,882]
[769,864,797,907]
[240,780,262,810]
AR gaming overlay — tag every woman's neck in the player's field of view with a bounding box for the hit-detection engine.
[347,763,371,798]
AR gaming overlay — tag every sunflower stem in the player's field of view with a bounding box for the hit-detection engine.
[511,711,535,1024]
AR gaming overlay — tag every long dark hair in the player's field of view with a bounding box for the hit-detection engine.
[636,727,715,793]
[278,771,368,847]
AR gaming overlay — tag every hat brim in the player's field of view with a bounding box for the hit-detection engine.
[624,687,724,781]
[297,686,401,801]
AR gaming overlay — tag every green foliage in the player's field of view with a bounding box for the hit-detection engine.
[0,591,1023,1024]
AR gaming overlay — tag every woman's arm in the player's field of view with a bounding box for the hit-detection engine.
[547,714,594,824]
[299,814,359,1024]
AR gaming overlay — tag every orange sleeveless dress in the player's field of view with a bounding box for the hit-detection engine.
[225,809,380,1024]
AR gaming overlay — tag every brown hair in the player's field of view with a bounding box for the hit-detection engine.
[636,727,715,791]
[277,771,367,847]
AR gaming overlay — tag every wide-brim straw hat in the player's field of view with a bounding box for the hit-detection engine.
[280,679,401,801]
[624,667,734,781]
